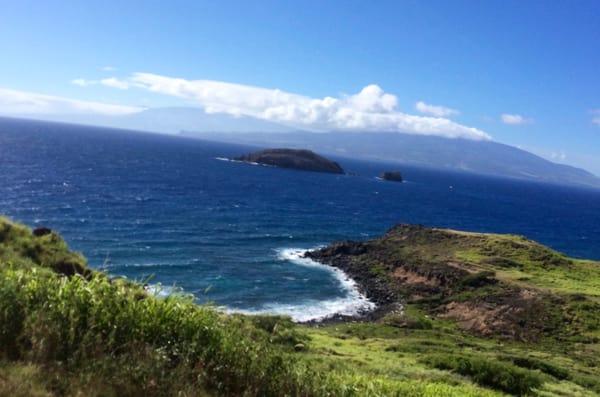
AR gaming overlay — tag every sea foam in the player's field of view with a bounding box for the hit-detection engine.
[225,248,375,322]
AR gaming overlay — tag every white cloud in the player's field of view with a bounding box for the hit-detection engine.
[592,109,600,126]
[550,151,567,161]
[100,77,129,90]
[71,78,96,87]
[124,73,490,140]
[501,113,531,125]
[0,87,143,116]
[101,66,117,72]
[71,76,130,90]
[415,101,459,117]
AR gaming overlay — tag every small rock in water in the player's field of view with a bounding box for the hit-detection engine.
[380,171,403,182]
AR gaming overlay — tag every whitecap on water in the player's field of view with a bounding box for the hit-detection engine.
[225,248,376,322]
[140,248,376,322]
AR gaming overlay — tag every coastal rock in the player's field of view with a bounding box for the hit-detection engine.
[307,224,573,341]
[380,171,403,182]
[234,148,344,174]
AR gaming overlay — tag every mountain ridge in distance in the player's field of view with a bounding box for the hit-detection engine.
[191,130,600,189]
[5,106,598,189]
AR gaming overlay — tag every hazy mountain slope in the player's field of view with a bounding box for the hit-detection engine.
[3,104,598,188]
[194,131,600,188]
[8,106,293,134]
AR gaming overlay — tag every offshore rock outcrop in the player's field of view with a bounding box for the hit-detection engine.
[380,171,403,182]
[235,148,344,174]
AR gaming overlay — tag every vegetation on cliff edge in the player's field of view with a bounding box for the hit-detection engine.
[1,217,599,396]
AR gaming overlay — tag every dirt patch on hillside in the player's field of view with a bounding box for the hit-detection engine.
[440,289,550,341]
[392,267,440,287]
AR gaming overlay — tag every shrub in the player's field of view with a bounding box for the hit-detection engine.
[459,271,497,288]
[422,354,543,395]
[383,313,433,330]
[0,267,312,396]
[506,356,569,380]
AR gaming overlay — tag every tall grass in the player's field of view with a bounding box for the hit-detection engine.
[0,264,316,396]
[0,217,505,396]
[422,353,544,395]
[0,265,503,396]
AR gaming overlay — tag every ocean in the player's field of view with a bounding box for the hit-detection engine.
[1,117,599,321]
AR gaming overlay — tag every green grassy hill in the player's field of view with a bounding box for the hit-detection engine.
[1,217,599,396]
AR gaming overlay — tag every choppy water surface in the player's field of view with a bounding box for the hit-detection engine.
[1,118,599,320]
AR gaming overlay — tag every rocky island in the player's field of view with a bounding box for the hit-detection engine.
[234,148,344,174]
[379,171,403,182]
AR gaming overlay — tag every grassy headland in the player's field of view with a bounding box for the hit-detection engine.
[1,217,599,396]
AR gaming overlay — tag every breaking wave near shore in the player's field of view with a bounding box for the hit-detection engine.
[226,248,375,322]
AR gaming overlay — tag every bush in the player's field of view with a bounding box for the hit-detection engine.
[0,267,313,396]
[505,356,570,380]
[383,313,433,330]
[459,271,497,288]
[422,354,543,395]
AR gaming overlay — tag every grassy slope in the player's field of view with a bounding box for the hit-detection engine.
[303,224,600,396]
[1,217,599,396]
[0,217,501,396]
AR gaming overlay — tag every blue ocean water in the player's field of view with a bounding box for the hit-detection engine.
[1,118,599,320]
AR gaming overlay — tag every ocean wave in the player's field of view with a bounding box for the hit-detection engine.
[226,248,375,322]
[107,261,192,269]
[136,248,375,322]
[145,284,184,298]
[214,157,273,167]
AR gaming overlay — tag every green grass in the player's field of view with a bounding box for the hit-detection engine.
[0,217,89,277]
[0,264,514,397]
[302,319,600,397]
[0,217,514,396]
[1,217,600,396]
[0,361,53,397]
[448,232,600,297]
[422,354,544,395]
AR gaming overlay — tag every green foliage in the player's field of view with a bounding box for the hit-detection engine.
[458,271,497,288]
[247,314,310,347]
[503,355,570,380]
[0,361,53,397]
[422,353,544,395]
[0,265,505,396]
[2,217,600,396]
[0,217,88,276]
[382,307,434,330]
[383,314,433,330]
[0,266,312,396]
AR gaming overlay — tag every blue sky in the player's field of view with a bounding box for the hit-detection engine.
[0,0,599,172]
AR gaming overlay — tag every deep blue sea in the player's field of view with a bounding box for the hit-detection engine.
[2,117,599,320]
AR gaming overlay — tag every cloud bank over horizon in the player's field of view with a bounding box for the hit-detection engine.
[0,87,142,116]
[125,73,490,140]
[0,75,491,140]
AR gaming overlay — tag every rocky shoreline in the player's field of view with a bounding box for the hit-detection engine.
[302,224,597,341]
[304,242,400,323]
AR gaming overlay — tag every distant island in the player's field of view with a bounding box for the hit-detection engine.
[197,130,600,189]
[234,148,345,174]
[380,171,403,182]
